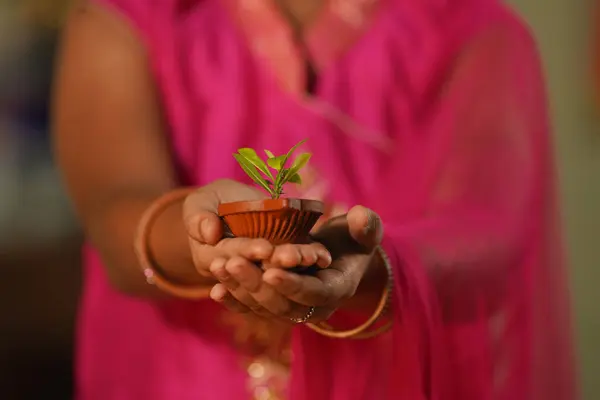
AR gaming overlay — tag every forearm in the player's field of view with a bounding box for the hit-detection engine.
[88,192,215,298]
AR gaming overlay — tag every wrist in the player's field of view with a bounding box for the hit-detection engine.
[307,246,393,339]
[135,188,215,299]
[340,250,388,314]
[148,191,210,285]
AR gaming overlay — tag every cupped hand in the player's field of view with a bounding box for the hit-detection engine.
[183,179,275,278]
[208,242,332,317]
[212,206,383,323]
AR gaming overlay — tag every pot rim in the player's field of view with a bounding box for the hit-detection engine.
[218,198,324,216]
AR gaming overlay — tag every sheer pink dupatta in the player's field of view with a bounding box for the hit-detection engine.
[291,8,576,400]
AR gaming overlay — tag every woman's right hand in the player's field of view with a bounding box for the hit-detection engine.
[183,179,275,278]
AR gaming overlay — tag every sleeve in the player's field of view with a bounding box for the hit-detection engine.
[383,21,550,319]
[90,0,154,31]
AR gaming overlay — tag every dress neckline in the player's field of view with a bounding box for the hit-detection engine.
[220,0,384,96]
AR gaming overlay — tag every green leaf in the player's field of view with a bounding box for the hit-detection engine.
[264,150,275,158]
[282,153,311,185]
[237,148,274,180]
[267,155,286,171]
[290,153,311,173]
[287,173,302,184]
[282,139,306,167]
[274,139,307,187]
[233,154,274,196]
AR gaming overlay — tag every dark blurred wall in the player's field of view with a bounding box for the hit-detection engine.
[0,2,81,399]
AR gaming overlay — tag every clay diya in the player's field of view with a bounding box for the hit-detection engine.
[218,140,323,245]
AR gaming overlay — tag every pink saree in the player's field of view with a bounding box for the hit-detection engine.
[77,0,576,399]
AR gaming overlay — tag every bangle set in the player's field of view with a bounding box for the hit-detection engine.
[135,190,393,338]
[306,246,394,339]
[134,188,211,300]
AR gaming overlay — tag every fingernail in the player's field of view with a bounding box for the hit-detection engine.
[210,285,223,301]
[318,250,332,266]
[363,209,373,236]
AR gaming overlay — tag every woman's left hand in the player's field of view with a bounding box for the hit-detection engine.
[209,206,383,322]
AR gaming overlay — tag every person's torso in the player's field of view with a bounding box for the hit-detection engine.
[77,0,476,398]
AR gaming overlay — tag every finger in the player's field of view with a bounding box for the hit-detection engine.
[264,243,332,269]
[309,215,359,259]
[183,190,222,244]
[224,256,262,293]
[227,261,293,316]
[225,287,268,317]
[263,268,343,307]
[191,238,273,278]
[217,258,267,315]
[210,284,251,314]
[346,206,383,251]
[267,244,301,267]
[210,257,240,291]
[225,257,293,316]
[310,243,333,268]
[298,242,332,268]
[192,212,224,245]
[296,245,317,266]
[217,238,274,261]
[184,180,269,244]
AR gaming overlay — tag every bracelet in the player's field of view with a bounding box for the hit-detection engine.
[134,188,212,300]
[306,246,394,339]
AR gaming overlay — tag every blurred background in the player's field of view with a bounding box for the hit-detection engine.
[0,1,80,398]
[0,0,598,399]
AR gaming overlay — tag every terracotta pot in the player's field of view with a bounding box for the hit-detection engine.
[218,198,324,245]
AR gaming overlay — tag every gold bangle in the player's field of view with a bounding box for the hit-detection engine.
[134,188,212,300]
[306,246,394,339]
[351,320,393,339]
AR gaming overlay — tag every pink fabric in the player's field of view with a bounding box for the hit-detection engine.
[77,0,576,399]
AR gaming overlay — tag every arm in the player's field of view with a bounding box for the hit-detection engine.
[53,3,209,297]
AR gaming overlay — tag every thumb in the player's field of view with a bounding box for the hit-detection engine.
[346,206,383,252]
[184,179,269,244]
[183,189,223,245]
